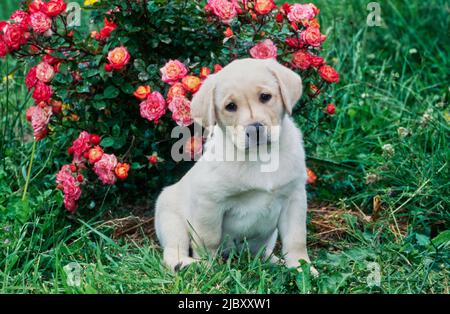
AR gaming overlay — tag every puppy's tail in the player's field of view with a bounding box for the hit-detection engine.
[155,187,195,271]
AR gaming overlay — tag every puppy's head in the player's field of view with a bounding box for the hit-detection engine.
[191,58,302,150]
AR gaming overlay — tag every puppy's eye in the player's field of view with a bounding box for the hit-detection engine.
[225,102,238,112]
[260,93,272,103]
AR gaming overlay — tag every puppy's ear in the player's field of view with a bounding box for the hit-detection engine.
[190,74,217,127]
[267,59,302,115]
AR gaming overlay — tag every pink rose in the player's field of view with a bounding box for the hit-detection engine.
[30,12,52,34]
[56,164,82,213]
[287,3,318,22]
[10,10,30,31]
[300,27,326,47]
[140,91,167,123]
[32,81,53,103]
[70,131,91,163]
[29,0,45,13]
[168,96,193,127]
[30,105,52,141]
[36,61,55,83]
[207,0,238,24]
[93,154,118,185]
[160,59,188,85]
[249,39,278,59]
[107,46,130,70]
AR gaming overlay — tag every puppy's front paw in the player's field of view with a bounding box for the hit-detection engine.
[286,257,319,277]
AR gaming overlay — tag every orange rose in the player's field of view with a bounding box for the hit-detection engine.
[181,75,202,93]
[167,82,186,102]
[107,46,130,70]
[88,146,104,164]
[133,85,151,100]
[306,168,317,184]
[254,0,276,15]
[115,163,130,180]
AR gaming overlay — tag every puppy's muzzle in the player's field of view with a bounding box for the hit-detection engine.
[245,123,270,148]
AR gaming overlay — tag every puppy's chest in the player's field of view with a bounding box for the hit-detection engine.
[221,185,292,240]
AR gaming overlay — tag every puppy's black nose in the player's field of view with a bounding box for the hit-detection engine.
[246,123,265,145]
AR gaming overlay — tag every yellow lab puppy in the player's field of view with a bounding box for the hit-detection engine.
[155,58,316,274]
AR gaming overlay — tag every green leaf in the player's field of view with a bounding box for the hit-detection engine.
[103,85,120,99]
[431,230,450,248]
[101,137,115,148]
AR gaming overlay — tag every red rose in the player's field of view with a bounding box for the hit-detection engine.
[99,18,117,40]
[107,46,131,70]
[254,0,276,15]
[42,0,67,17]
[291,51,312,70]
[285,37,304,49]
[0,35,9,58]
[281,3,291,14]
[29,0,45,13]
[25,67,38,90]
[32,81,53,103]
[3,23,26,50]
[310,55,325,68]
[318,65,340,83]
[30,12,52,34]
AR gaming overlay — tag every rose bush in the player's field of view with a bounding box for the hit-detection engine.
[0,0,339,214]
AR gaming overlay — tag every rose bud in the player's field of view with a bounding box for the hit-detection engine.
[51,100,62,114]
[83,151,90,159]
[291,21,299,31]
[276,12,284,23]
[200,67,211,79]
[115,163,130,180]
[90,134,101,145]
[67,146,74,155]
[224,27,233,38]
[76,174,84,183]
[326,103,336,115]
[69,164,77,173]
[104,63,113,72]
[214,64,223,73]
[88,146,104,164]
[148,154,158,165]
[133,85,151,100]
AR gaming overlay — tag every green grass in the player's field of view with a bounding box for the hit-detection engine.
[0,0,449,293]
